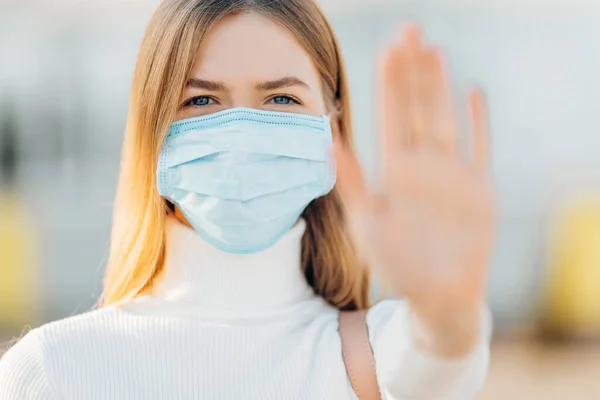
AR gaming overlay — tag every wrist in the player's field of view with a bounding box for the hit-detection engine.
[409,302,482,359]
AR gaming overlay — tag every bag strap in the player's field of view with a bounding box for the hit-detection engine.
[339,310,382,400]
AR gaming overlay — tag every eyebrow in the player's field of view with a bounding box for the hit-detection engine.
[186,78,226,91]
[256,76,310,91]
[185,76,310,92]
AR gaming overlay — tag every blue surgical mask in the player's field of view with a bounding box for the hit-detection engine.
[157,107,336,254]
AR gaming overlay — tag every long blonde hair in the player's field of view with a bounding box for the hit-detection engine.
[101,0,371,310]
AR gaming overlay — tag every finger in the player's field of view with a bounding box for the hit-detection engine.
[402,25,426,147]
[333,140,373,212]
[379,46,410,154]
[468,89,490,171]
[378,23,425,157]
[430,50,457,155]
[401,23,422,47]
[410,49,438,148]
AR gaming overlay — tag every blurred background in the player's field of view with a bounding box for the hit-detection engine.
[2,0,600,398]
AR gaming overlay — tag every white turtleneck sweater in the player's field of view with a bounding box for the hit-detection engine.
[0,218,491,400]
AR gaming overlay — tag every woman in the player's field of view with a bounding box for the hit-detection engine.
[0,0,495,399]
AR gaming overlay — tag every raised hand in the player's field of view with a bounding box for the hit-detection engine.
[334,25,495,357]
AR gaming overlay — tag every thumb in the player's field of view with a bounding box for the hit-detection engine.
[333,140,381,262]
[333,140,373,213]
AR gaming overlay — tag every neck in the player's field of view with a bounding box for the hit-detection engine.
[147,217,316,317]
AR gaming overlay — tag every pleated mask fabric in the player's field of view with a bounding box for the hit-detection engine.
[157,107,336,254]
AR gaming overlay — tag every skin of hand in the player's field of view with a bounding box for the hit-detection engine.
[334,25,496,358]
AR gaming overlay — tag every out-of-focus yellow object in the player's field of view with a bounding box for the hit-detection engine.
[0,191,39,330]
[541,194,600,340]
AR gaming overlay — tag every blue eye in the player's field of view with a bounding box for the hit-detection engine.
[271,95,299,105]
[185,96,215,107]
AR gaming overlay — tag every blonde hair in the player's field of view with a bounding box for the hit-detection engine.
[101,0,371,310]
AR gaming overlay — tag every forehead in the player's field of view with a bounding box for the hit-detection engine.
[190,12,321,85]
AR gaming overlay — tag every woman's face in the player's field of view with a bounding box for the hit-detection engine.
[176,12,328,121]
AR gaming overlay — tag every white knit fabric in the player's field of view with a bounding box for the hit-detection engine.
[0,218,491,400]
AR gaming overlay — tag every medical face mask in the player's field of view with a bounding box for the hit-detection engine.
[157,107,336,254]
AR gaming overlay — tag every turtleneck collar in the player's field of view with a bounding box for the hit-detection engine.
[144,217,316,317]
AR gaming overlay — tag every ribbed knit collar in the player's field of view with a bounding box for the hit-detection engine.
[147,217,315,316]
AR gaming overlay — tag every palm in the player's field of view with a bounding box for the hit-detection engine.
[335,25,495,323]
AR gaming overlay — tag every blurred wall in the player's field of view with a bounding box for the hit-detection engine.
[1,0,599,330]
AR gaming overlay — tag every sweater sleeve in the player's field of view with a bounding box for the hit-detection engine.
[367,300,492,400]
[0,328,58,400]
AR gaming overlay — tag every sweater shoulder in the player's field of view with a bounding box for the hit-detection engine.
[34,306,130,350]
[0,328,58,399]
[0,308,123,398]
[38,306,123,332]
